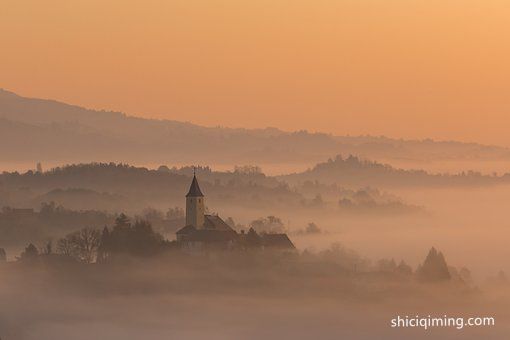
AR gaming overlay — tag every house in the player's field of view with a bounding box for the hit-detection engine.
[176,173,295,251]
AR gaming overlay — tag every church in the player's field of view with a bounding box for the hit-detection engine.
[176,173,295,251]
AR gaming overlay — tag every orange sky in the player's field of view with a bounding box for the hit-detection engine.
[1,0,510,145]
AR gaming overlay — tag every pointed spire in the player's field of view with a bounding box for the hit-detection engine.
[186,171,204,197]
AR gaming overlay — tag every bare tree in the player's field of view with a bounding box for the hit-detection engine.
[19,243,39,261]
[57,227,101,263]
[56,237,76,257]
[74,227,101,263]
[40,240,53,255]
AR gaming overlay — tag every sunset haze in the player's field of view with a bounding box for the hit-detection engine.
[1,0,509,144]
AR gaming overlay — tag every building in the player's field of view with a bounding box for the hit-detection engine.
[176,173,295,251]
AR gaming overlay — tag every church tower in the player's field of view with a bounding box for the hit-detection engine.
[185,171,205,228]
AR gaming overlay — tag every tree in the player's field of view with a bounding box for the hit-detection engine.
[99,219,164,259]
[396,260,413,275]
[157,165,171,173]
[40,201,63,215]
[310,194,324,207]
[249,216,285,234]
[141,207,164,222]
[225,217,237,228]
[19,243,39,261]
[305,222,321,234]
[74,227,101,263]
[377,258,397,272]
[56,227,101,263]
[96,226,111,263]
[416,247,451,282]
[166,207,184,220]
[244,227,262,248]
[56,237,75,257]
[234,165,262,175]
[114,213,130,228]
[41,240,53,255]
[458,267,472,283]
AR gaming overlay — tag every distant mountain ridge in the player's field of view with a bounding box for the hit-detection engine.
[1,88,510,168]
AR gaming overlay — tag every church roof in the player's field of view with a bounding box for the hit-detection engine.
[176,215,235,236]
[261,233,295,249]
[204,215,236,232]
[188,229,238,242]
[186,174,204,197]
[176,225,197,234]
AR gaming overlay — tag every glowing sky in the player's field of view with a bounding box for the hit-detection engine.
[1,0,510,145]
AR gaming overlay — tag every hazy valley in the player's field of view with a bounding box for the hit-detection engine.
[0,90,509,339]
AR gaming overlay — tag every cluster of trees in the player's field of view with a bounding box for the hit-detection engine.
[97,214,169,261]
[0,202,112,247]
[375,247,472,283]
[249,216,286,234]
[227,216,322,236]
[297,245,472,285]
[17,214,171,264]
[375,258,413,275]
[294,222,322,235]
[163,165,271,186]
[56,227,101,263]
[136,207,185,235]
[10,233,479,288]
[299,194,325,208]
[337,189,421,214]
[223,215,289,235]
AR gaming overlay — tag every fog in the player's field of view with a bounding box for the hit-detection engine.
[1,250,508,340]
[1,159,509,339]
[284,185,510,280]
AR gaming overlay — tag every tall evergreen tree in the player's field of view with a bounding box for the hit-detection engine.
[417,247,451,282]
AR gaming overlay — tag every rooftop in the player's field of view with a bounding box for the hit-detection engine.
[186,174,204,197]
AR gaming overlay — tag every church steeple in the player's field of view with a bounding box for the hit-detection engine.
[186,173,204,197]
[185,170,205,228]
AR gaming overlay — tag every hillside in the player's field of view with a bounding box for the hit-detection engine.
[2,89,510,170]
[0,163,304,212]
[280,155,510,188]
[0,162,425,219]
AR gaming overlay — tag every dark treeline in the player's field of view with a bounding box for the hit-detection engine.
[15,214,172,264]
[0,202,112,247]
[297,181,422,213]
[281,154,510,188]
[9,225,474,288]
[0,162,422,215]
[5,213,473,287]
[0,163,303,211]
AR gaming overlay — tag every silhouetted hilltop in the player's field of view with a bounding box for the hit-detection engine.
[34,188,126,212]
[0,163,304,211]
[0,162,422,219]
[2,89,510,167]
[281,155,509,188]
